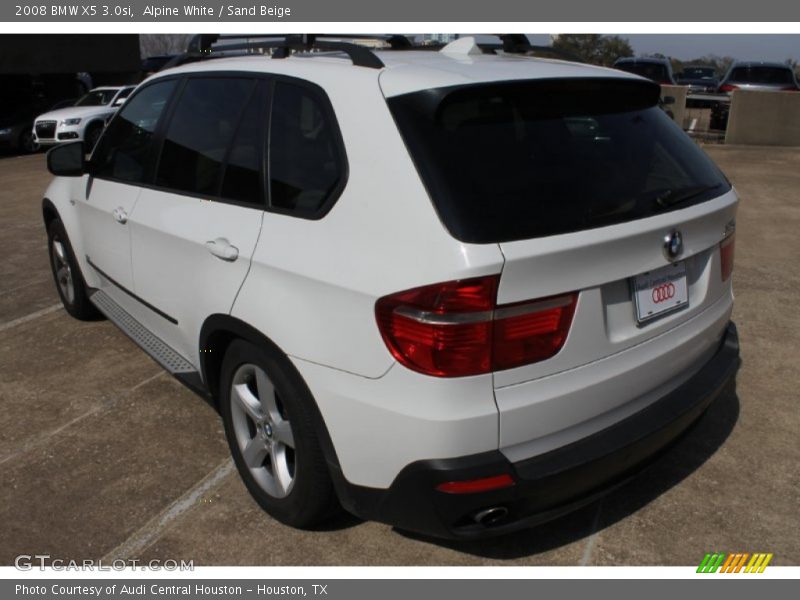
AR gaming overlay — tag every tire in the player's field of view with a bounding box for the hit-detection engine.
[220,339,338,528]
[46,218,101,320]
[85,124,103,151]
[18,128,39,154]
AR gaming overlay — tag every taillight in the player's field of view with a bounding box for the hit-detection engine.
[720,233,735,282]
[375,275,577,377]
[719,84,739,93]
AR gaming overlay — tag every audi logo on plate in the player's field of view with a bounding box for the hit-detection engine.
[652,282,676,303]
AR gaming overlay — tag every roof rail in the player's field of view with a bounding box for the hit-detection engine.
[271,35,385,68]
[477,34,584,63]
[158,34,582,74]
[163,34,388,71]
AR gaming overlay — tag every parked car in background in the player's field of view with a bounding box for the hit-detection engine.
[718,61,800,93]
[613,56,677,85]
[0,78,52,154]
[0,100,41,154]
[676,66,719,93]
[33,86,135,149]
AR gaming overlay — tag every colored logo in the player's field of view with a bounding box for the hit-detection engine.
[663,229,684,260]
[697,552,773,573]
[651,282,676,303]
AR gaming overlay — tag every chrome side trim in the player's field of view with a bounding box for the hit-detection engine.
[393,307,493,325]
[494,295,574,320]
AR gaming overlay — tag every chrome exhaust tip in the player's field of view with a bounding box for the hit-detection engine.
[473,506,509,527]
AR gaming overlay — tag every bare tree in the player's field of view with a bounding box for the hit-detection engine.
[139,34,191,58]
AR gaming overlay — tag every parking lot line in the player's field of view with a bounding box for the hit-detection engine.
[579,502,604,566]
[0,303,62,332]
[0,370,165,468]
[0,277,49,297]
[101,458,235,562]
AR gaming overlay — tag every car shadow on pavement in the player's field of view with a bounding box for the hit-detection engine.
[395,382,741,560]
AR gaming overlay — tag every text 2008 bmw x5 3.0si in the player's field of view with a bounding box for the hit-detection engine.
[41,35,740,540]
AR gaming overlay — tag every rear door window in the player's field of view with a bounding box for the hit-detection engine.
[220,89,265,206]
[388,78,730,243]
[155,77,255,197]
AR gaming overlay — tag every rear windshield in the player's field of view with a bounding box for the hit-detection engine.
[681,67,716,79]
[388,79,730,244]
[614,62,671,84]
[728,66,794,84]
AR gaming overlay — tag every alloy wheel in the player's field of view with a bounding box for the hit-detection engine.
[51,237,75,305]
[229,363,296,498]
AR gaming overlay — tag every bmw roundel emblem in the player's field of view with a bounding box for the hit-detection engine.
[664,230,684,260]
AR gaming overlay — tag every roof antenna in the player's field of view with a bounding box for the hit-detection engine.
[440,36,482,56]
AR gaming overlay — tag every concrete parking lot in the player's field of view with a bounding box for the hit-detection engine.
[1,146,798,566]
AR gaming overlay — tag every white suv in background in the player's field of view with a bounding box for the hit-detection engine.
[33,86,135,149]
[42,35,740,539]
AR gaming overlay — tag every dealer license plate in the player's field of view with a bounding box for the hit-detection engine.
[632,262,689,324]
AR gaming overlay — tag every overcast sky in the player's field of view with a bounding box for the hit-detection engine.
[526,34,800,62]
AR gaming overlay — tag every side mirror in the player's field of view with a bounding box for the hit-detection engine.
[113,98,126,107]
[47,141,85,177]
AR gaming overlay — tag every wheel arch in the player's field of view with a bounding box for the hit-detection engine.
[18,124,38,153]
[198,313,355,504]
[199,314,281,406]
[83,118,106,142]
[42,197,60,229]
[84,118,106,131]
[42,190,100,294]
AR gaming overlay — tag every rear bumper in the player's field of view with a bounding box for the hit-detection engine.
[335,321,740,540]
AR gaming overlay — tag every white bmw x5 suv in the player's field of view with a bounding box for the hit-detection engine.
[42,35,740,539]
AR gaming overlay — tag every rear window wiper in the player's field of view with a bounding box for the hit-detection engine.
[655,183,723,209]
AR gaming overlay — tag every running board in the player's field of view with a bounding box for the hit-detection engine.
[90,289,196,374]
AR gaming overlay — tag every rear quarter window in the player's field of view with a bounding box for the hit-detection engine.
[268,81,346,217]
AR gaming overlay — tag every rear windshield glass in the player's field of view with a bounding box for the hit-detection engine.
[614,62,671,83]
[681,67,716,80]
[388,79,730,244]
[728,66,794,84]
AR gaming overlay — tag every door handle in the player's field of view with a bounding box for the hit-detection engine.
[112,207,128,224]
[205,238,239,262]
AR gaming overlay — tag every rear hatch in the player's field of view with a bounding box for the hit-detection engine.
[723,65,799,91]
[387,76,737,389]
